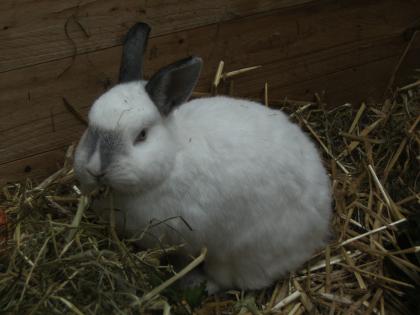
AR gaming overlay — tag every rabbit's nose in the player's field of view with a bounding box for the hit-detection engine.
[87,169,106,180]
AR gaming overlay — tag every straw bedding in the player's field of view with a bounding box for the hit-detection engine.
[0,64,419,315]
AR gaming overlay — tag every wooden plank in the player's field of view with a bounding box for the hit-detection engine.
[0,0,315,73]
[2,0,420,132]
[1,0,420,181]
[228,36,420,105]
[0,149,66,186]
[237,54,402,105]
[1,37,418,168]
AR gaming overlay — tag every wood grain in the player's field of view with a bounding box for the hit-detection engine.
[0,148,67,186]
[1,0,420,183]
[0,0,315,73]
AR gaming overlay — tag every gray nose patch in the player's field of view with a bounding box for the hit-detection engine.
[85,127,124,173]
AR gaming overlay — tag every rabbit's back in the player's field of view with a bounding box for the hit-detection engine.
[170,96,330,218]
[155,97,331,287]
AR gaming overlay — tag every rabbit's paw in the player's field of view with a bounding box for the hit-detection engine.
[179,269,220,295]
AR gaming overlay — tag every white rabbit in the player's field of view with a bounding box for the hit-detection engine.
[74,22,332,293]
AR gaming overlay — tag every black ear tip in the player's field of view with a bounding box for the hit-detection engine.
[185,56,203,70]
[124,22,151,42]
[189,56,203,64]
[119,22,151,83]
[132,22,151,33]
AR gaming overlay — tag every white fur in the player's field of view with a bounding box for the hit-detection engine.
[74,82,332,292]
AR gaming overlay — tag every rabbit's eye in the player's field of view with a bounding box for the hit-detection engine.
[135,129,147,143]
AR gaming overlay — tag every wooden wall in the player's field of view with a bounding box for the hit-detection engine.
[1,0,420,185]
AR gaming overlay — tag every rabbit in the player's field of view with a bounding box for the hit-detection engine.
[74,22,332,293]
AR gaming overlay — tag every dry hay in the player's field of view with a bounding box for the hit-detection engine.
[0,63,419,315]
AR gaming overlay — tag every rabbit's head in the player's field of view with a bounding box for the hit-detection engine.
[74,23,202,193]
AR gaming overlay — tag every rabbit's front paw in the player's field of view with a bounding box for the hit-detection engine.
[179,269,220,295]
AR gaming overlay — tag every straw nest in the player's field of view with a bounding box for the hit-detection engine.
[0,63,419,315]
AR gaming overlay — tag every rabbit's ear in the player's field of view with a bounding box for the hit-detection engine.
[119,22,151,83]
[145,56,202,116]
